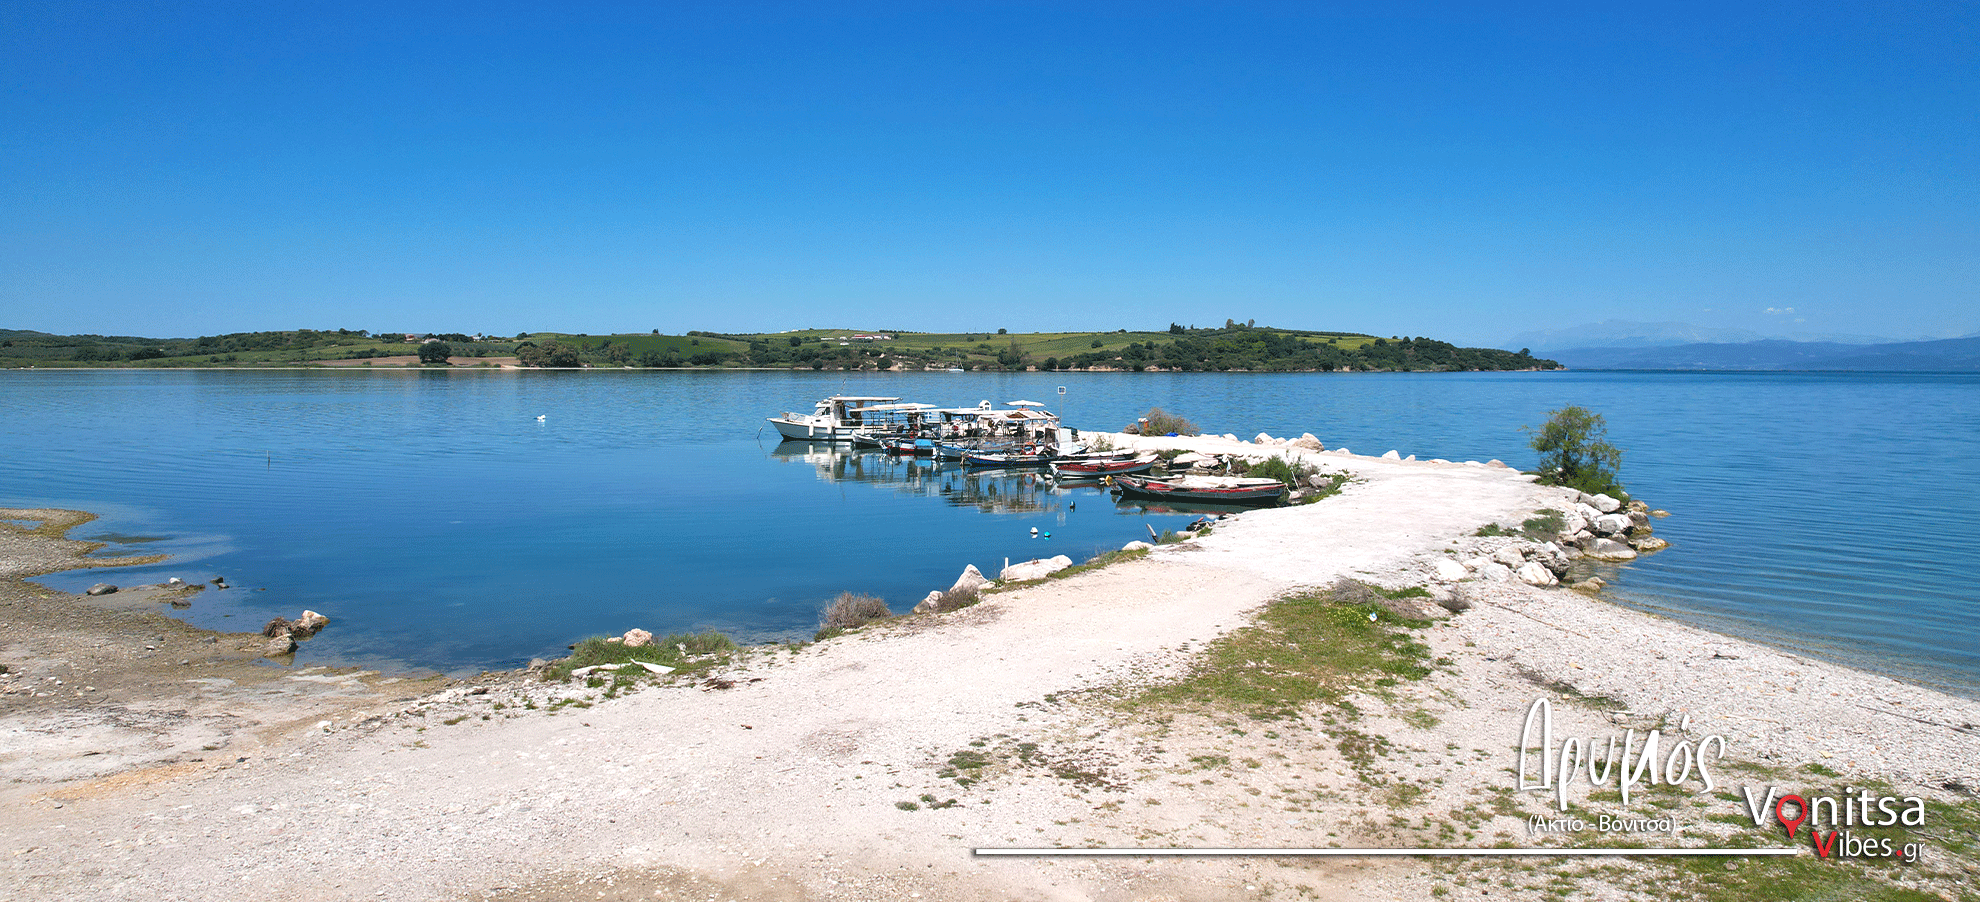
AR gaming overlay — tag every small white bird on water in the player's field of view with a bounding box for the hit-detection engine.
[536,414,546,421]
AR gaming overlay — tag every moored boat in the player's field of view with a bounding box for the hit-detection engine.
[1109,473,1287,504]
[769,398,933,442]
[961,447,1057,468]
[1048,453,1159,477]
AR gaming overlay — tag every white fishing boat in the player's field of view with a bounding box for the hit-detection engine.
[768,397,933,441]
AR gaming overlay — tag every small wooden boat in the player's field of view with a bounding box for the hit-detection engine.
[1110,474,1287,504]
[962,448,1055,468]
[1049,454,1159,477]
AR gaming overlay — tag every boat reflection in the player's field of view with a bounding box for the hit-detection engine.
[769,443,1274,518]
[768,443,1101,515]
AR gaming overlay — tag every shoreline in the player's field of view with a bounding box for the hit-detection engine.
[3,442,1977,900]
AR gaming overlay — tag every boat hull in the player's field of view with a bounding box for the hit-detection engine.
[1110,474,1287,504]
[1049,455,1159,477]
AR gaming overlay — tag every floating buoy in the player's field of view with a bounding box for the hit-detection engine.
[1029,527,1038,537]
[536,414,546,421]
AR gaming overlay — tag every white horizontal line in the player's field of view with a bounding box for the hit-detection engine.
[974,847,1800,857]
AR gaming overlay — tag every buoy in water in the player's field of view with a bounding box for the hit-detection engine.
[1029,527,1038,537]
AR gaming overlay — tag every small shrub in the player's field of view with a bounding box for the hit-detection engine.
[818,591,891,637]
[1240,455,1314,488]
[1129,407,1198,436]
[1524,405,1625,499]
[926,585,980,613]
[1520,509,1565,540]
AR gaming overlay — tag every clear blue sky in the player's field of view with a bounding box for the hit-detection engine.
[3,1,1974,346]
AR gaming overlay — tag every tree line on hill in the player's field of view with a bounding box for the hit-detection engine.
[1,325,1556,372]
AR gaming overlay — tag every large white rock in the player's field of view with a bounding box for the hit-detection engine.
[1593,514,1633,536]
[1585,538,1638,561]
[950,564,992,594]
[1476,562,1514,582]
[999,555,1074,582]
[1120,540,1154,552]
[1491,546,1527,567]
[621,628,654,648]
[912,590,946,615]
[1559,511,1587,536]
[1290,434,1323,450]
[1433,559,1470,582]
[1587,493,1623,514]
[1381,450,1401,460]
[1253,432,1277,444]
[1572,502,1604,523]
[1460,557,1490,572]
[1516,561,1558,587]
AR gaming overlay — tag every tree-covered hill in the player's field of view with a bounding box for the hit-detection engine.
[0,324,1558,372]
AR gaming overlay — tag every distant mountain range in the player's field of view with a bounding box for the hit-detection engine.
[1540,336,1980,371]
[1501,319,1921,352]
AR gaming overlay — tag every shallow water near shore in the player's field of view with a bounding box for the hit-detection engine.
[3,368,1976,694]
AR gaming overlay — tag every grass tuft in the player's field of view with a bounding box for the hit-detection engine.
[817,591,891,639]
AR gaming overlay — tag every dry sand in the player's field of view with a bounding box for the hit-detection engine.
[3,439,1975,901]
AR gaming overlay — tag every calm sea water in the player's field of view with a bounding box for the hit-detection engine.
[3,369,1975,696]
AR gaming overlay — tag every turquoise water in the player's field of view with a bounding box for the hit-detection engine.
[3,369,1976,695]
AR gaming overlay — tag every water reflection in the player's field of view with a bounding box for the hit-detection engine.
[767,443,1062,514]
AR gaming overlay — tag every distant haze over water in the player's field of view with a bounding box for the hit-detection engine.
[3,369,1975,696]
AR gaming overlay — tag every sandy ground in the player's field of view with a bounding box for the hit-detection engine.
[3,440,1976,902]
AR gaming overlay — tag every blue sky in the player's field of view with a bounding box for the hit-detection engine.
[3,1,1974,346]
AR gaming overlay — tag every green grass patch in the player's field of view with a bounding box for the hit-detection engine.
[1127,582,1434,719]
[544,630,737,683]
[1521,509,1566,540]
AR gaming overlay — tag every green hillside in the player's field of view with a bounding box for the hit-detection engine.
[0,325,1558,372]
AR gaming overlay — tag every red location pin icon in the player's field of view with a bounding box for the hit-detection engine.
[1776,795,1808,839]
